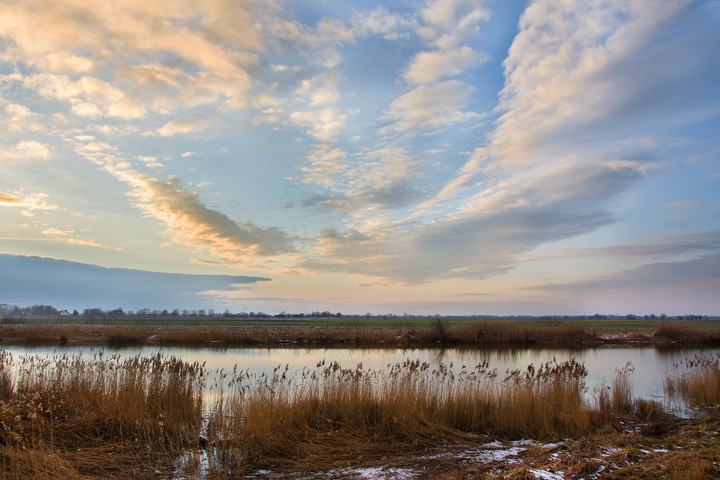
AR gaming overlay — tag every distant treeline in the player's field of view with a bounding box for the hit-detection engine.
[0,303,711,321]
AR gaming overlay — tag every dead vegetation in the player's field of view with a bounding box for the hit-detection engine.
[1,349,720,478]
[0,351,204,479]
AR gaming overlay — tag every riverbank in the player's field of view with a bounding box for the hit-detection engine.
[1,319,719,348]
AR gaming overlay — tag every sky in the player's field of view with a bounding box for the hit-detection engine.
[1,0,719,316]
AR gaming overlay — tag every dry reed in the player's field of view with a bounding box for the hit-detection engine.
[0,348,682,477]
[204,358,595,474]
[0,351,204,478]
[665,354,720,408]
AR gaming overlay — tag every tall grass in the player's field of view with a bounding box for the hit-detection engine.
[654,321,720,344]
[0,351,204,478]
[204,358,594,473]
[0,350,675,477]
[665,354,720,408]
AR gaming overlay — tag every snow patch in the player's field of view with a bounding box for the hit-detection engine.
[332,466,417,479]
[529,468,565,479]
[474,446,526,462]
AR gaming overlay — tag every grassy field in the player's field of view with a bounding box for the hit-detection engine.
[2,351,720,478]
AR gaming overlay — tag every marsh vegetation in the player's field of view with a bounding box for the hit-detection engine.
[2,347,720,478]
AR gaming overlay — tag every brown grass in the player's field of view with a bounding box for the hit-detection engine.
[665,353,720,408]
[203,358,631,474]
[5,348,718,478]
[654,321,720,344]
[0,351,204,479]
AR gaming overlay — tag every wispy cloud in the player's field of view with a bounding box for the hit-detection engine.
[379,0,489,137]
[526,252,720,314]
[0,190,57,217]
[0,141,52,162]
[41,226,120,250]
[73,139,297,267]
[297,160,643,283]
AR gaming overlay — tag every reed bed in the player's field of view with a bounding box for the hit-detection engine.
[204,358,601,474]
[0,349,678,478]
[665,353,720,409]
[0,351,204,478]
[653,321,720,344]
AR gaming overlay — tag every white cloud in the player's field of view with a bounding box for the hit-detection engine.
[290,107,351,143]
[25,74,146,119]
[0,190,58,216]
[4,103,43,131]
[296,159,646,283]
[1,0,261,119]
[33,53,95,73]
[380,80,479,135]
[429,0,707,207]
[404,46,485,85]
[137,156,163,168]
[157,116,207,137]
[1,140,52,161]
[70,137,297,267]
[419,0,490,48]
[352,7,416,40]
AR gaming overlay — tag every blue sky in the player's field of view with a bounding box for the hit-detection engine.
[0,0,718,315]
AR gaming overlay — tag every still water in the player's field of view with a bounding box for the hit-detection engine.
[2,344,718,406]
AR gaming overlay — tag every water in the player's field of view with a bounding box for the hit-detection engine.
[2,343,716,408]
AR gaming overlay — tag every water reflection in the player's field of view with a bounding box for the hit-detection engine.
[2,344,718,406]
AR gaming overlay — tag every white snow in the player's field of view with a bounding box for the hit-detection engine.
[331,466,417,479]
[473,446,526,462]
[482,440,505,448]
[529,468,565,479]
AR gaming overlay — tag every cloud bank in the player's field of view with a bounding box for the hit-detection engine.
[0,254,269,310]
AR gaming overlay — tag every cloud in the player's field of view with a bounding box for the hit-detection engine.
[1,141,52,161]
[3,103,43,132]
[404,46,486,85]
[378,1,489,137]
[526,252,720,314]
[70,138,297,266]
[1,0,261,118]
[290,107,350,142]
[567,230,720,258]
[123,172,297,264]
[419,0,491,48]
[24,74,147,119]
[0,190,57,216]
[295,146,424,217]
[296,160,646,283]
[351,7,416,40]
[380,80,479,135]
[423,0,720,211]
[41,227,119,250]
[0,253,269,310]
[157,115,209,137]
[137,156,163,168]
